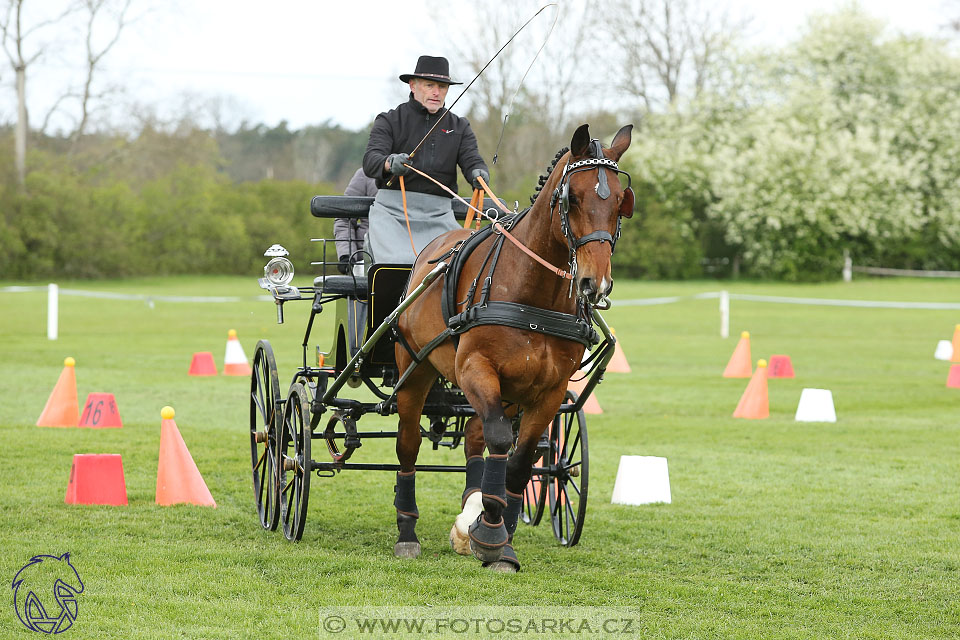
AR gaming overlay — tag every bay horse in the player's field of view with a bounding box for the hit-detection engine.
[392,123,634,571]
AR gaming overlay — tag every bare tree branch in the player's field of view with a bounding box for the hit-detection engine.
[606,0,750,111]
[71,0,133,142]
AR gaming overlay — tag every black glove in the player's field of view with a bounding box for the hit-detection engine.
[337,255,350,275]
[470,168,490,190]
[387,153,411,176]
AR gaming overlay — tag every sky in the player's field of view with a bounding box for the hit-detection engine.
[13,0,957,134]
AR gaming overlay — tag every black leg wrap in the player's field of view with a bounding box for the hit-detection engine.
[393,471,418,518]
[503,491,523,541]
[462,456,484,506]
[468,515,508,563]
[481,455,508,504]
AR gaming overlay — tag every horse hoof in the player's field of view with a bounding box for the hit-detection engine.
[483,544,520,573]
[468,516,507,563]
[449,524,471,556]
[394,541,421,559]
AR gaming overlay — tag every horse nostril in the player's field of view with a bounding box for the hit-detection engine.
[578,277,595,296]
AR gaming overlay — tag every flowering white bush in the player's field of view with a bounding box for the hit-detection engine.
[620,6,960,279]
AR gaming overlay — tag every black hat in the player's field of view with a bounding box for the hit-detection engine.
[399,55,462,85]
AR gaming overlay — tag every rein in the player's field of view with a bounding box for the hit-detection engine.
[402,164,574,280]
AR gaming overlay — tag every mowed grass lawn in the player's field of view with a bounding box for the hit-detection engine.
[1,275,959,638]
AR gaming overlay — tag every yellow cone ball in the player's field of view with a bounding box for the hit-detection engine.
[64,357,76,367]
[757,359,767,368]
[228,329,237,338]
[741,331,750,339]
[161,406,175,420]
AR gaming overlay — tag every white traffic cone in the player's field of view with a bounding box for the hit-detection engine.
[223,329,252,376]
[794,388,836,423]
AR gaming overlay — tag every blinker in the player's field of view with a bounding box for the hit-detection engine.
[619,187,635,218]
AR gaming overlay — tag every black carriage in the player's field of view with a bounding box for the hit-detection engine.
[249,195,618,546]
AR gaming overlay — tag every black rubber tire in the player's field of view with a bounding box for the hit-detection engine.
[278,382,312,542]
[250,340,281,531]
[546,390,589,547]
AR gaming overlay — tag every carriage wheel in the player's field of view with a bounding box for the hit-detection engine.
[546,390,589,547]
[250,340,281,531]
[520,444,547,526]
[278,382,312,541]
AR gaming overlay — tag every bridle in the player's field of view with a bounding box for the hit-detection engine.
[549,139,635,288]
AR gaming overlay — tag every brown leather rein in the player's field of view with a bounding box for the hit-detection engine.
[401,164,574,280]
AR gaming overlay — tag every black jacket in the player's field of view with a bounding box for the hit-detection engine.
[363,95,487,198]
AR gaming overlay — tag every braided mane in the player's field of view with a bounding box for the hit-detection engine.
[529,146,570,205]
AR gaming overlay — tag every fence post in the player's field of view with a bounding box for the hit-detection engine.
[719,290,729,338]
[843,250,852,283]
[47,283,58,340]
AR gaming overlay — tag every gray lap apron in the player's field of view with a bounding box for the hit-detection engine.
[366,189,460,264]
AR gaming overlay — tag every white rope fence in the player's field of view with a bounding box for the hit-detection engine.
[617,290,960,338]
[1,284,271,340]
[4,284,959,341]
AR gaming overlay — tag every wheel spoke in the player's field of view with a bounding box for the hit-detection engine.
[253,446,267,472]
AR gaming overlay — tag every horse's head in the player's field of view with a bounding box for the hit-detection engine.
[550,123,634,305]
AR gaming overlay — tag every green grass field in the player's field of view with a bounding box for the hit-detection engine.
[1,276,959,638]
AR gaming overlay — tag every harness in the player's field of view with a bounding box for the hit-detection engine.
[438,210,598,351]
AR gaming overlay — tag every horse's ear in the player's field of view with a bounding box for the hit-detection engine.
[570,124,590,158]
[609,124,633,161]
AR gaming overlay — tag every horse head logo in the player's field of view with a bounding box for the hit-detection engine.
[12,553,84,634]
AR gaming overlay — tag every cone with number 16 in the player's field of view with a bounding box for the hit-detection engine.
[733,359,769,419]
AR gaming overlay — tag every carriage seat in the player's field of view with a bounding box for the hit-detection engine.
[314,275,368,298]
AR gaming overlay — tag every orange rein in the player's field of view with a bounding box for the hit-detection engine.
[398,175,417,256]
[402,164,573,280]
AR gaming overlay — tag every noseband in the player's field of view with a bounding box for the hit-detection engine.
[549,139,634,256]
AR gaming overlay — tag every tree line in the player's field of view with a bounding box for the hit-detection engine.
[1,2,959,281]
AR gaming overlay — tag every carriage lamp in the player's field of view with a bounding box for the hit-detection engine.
[263,244,294,286]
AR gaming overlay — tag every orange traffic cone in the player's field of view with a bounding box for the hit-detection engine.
[222,329,252,376]
[951,325,960,363]
[947,365,960,388]
[606,327,631,373]
[65,454,128,506]
[567,372,603,414]
[37,357,79,427]
[156,407,216,507]
[723,331,752,378]
[188,352,217,376]
[733,359,769,419]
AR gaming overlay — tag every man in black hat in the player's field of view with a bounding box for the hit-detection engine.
[362,55,489,264]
